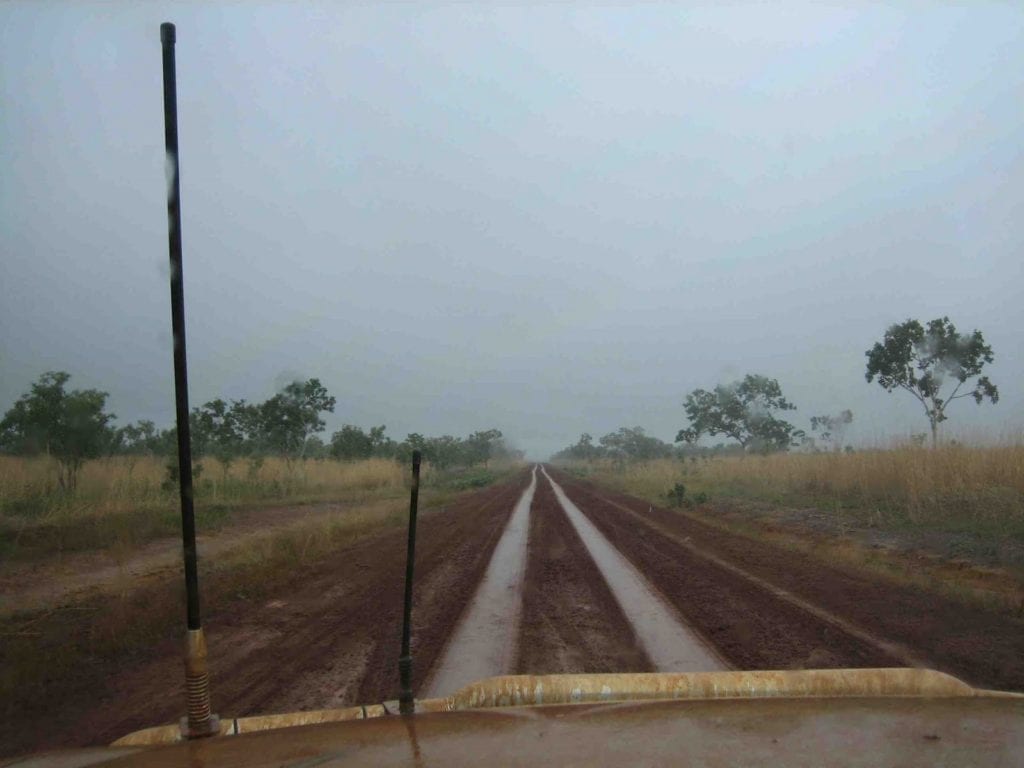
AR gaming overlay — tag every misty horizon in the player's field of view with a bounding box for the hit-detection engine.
[3,4,1022,459]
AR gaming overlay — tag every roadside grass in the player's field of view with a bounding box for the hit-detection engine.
[558,444,1024,611]
[561,444,1024,540]
[0,456,518,561]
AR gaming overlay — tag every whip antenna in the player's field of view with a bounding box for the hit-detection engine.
[399,450,422,714]
[160,21,219,739]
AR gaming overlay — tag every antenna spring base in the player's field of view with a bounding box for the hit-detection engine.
[181,628,220,738]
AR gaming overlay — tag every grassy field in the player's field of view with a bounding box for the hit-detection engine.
[562,444,1023,530]
[558,444,1024,598]
[0,455,506,561]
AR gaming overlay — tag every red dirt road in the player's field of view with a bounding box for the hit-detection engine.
[6,465,1023,759]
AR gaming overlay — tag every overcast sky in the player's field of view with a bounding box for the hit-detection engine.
[2,3,1022,458]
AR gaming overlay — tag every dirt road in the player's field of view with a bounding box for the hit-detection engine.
[6,464,1024,758]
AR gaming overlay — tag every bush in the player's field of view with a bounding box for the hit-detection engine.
[667,483,687,508]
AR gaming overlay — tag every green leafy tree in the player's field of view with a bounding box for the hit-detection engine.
[116,420,161,455]
[424,435,464,469]
[676,374,800,453]
[331,424,374,460]
[865,317,998,447]
[0,371,116,490]
[574,433,599,460]
[599,426,673,461]
[809,409,853,453]
[193,398,246,479]
[367,425,395,457]
[465,429,504,466]
[551,433,602,462]
[112,419,162,478]
[304,435,328,459]
[403,432,428,460]
[254,379,336,464]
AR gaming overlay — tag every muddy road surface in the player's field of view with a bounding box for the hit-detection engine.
[7,464,1024,758]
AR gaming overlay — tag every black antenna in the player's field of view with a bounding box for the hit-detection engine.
[399,450,422,715]
[160,21,219,739]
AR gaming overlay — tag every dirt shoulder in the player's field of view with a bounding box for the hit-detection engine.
[0,500,371,617]
[687,495,1024,611]
[552,468,1024,693]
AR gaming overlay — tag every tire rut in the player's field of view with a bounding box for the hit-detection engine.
[515,472,651,675]
[548,468,902,672]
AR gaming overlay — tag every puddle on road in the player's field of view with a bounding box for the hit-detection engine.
[424,467,538,698]
[542,468,726,672]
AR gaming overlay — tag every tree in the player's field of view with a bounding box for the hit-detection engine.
[116,420,161,455]
[598,426,673,461]
[330,424,374,460]
[575,433,598,460]
[367,425,395,457]
[253,379,336,464]
[676,374,800,453]
[192,399,246,479]
[865,317,998,447]
[551,433,601,462]
[809,409,853,453]
[0,371,116,490]
[304,435,328,460]
[424,435,463,468]
[465,429,504,466]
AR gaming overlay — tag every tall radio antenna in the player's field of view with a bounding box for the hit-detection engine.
[160,21,219,739]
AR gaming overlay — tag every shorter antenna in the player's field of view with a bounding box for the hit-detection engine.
[399,450,422,715]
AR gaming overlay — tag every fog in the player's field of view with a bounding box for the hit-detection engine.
[2,3,1022,459]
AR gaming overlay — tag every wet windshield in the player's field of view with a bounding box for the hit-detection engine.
[1,4,1022,759]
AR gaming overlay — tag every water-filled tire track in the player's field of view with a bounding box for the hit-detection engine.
[548,468,902,671]
[543,468,727,671]
[515,471,652,675]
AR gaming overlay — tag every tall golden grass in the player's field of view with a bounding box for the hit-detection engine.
[0,455,444,559]
[565,444,1024,527]
[0,455,411,512]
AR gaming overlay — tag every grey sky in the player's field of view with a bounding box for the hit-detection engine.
[2,3,1022,459]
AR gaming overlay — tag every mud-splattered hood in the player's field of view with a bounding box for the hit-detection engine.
[8,669,1023,768]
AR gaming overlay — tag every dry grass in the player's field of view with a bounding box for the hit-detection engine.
[566,444,1024,527]
[1,455,409,511]
[0,455,496,560]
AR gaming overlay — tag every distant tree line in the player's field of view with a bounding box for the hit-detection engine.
[328,425,514,468]
[554,316,999,459]
[0,372,518,490]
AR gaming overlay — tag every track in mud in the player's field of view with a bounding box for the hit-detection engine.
[8,463,1024,758]
[515,471,650,675]
[424,468,537,696]
[543,468,725,671]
